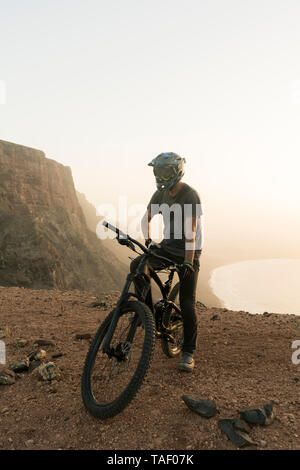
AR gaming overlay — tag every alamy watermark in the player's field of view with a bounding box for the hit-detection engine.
[95,197,204,251]
[291,340,300,365]
[0,340,5,365]
[0,80,6,105]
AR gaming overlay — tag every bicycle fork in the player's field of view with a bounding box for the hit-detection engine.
[102,273,143,357]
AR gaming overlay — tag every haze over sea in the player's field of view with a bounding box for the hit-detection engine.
[209,258,300,315]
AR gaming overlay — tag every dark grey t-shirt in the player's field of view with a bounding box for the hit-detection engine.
[147,182,203,261]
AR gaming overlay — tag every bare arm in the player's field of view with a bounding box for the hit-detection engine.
[184,216,198,265]
[141,209,153,241]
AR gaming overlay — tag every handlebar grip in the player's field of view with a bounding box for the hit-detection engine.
[101,220,148,254]
[102,220,127,239]
[102,220,117,232]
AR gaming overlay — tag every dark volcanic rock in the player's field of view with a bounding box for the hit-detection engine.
[32,339,55,347]
[89,301,104,308]
[240,404,275,426]
[75,333,92,340]
[210,314,220,321]
[28,360,42,373]
[218,418,257,447]
[182,395,217,418]
[9,357,29,373]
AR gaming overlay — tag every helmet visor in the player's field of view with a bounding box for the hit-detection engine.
[153,166,174,181]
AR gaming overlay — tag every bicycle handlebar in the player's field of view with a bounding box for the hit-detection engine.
[102,220,182,269]
[102,220,148,253]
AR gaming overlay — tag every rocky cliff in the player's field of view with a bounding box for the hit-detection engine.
[0,139,127,291]
[76,191,101,234]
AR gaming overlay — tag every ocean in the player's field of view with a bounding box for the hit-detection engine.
[209,258,300,315]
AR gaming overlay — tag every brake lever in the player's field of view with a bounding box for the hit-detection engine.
[116,236,138,253]
[127,240,136,251]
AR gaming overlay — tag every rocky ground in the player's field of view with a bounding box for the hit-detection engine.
[0,286,299,450]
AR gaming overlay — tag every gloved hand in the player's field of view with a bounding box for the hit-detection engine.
[117,236,128,246]
[117,237,135,251]
[145,238,152,248]
[145,238,161,250]
[179,261,195,279]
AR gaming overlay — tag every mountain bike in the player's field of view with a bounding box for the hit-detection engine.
[81,220,185,419]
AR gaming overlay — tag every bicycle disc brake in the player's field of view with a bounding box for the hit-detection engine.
[107,341,131,362]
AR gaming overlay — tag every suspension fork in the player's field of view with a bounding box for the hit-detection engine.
[163,269,175,297]
[140,264,154,312]
[161,300,182,328]
[102,273,143,354]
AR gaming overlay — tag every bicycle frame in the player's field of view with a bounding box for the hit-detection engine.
[101,221,182,355]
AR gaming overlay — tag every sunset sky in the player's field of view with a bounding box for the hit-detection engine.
[1,0,300,256]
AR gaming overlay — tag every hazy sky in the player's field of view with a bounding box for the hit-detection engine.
[1,0,300,255]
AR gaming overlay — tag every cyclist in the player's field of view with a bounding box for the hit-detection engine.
[130,152,203,372]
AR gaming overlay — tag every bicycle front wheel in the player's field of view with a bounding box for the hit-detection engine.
[81,300,155,419]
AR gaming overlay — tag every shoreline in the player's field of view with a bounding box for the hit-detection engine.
[208,258,300,315]
[197,269,223,309]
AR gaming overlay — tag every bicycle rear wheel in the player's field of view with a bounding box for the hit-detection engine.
[81,300,155,418]
[161,282,184,358]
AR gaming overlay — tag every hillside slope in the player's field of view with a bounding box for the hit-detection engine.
[0,286,299,450]
[0,140,127,292]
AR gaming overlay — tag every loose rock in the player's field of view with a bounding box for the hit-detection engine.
[211,314,220,321]
[28,360,42,373]
[0,368,16,385]
[25,439,34,448]
[0,327,10,339]
[52,352,63,359]
[88,300,107,308]
[263,312,271,317]
[33,339,54,347]
[196,301,207,309]
[218,418,257,448]
[239,404,275,426]
[37,362,59,381]
[75,333,92,340]
[182,395,217,418]
[9,358,29,373]
[34,350,46,361]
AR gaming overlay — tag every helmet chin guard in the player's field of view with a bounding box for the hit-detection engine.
[148,152,186,191]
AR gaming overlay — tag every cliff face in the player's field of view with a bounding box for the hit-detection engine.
[0,139,127,291]
[76,191,101,234]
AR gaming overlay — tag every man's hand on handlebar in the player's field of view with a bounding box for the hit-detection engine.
[145,238,161,250]
[116,236,135,251]
[178,261,195,279]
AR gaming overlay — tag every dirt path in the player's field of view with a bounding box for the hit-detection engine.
[0,286,299,450]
